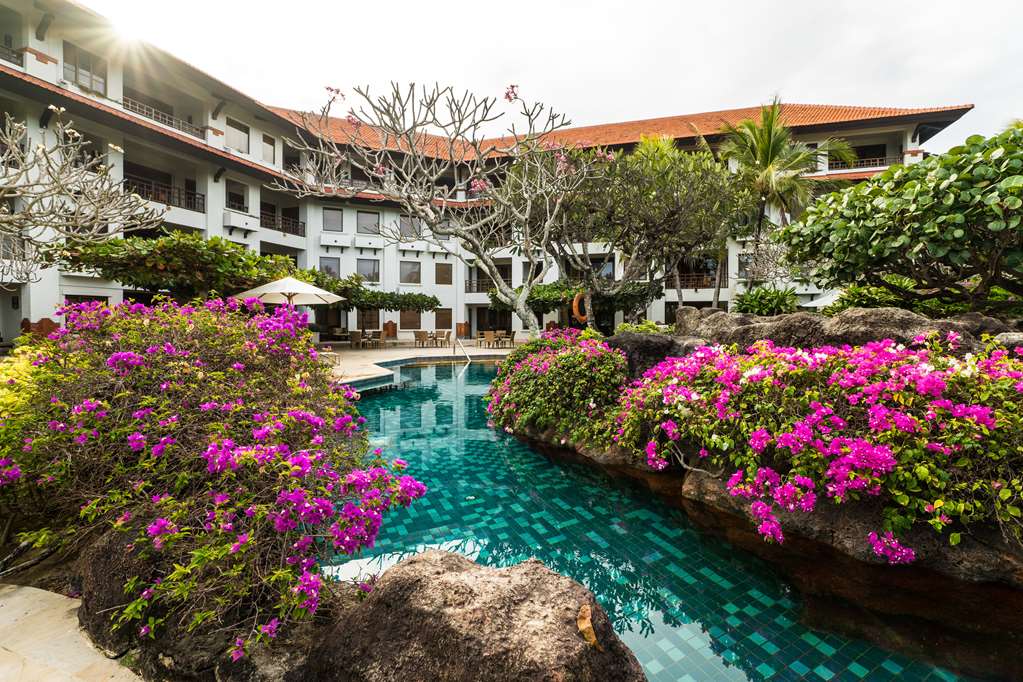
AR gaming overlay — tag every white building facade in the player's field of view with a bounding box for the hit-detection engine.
[0,0,973,342]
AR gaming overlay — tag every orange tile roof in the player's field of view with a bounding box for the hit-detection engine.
[529,103,975,149]
[273,103,973,158]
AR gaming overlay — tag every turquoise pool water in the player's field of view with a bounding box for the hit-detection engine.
[340,362,962,681]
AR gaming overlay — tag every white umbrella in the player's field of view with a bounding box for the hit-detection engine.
[232,276,344,306]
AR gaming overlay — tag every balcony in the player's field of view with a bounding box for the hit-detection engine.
[124,175,205,213]
[669,273,718,290]
[259,211,306,237]
[465,280,492,293]
[828,155,903,171]
[123,96,204,139]
[0,44,21,67]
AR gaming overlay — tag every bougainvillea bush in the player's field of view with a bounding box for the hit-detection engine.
[0,299,425,660]
[486,328,628,443]
[612,335,1023,563]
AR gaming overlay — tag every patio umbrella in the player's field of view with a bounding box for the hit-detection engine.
[232,276,344,306]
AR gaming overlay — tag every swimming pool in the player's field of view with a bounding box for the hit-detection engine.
[337,362,962,681]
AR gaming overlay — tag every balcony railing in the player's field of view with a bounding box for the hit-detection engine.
[465,280,493,293]
[828,155,903,171]
[669,273,718,289]
[0,45,22,67]
[259,211,306,237]
[226,198,249,213]
[123,96,204,139]
[124,175,206,213]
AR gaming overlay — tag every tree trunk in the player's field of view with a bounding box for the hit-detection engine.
[673,264,685,329]
[513,299,540,337]
[712,248,726,310]
[583,289,597,331]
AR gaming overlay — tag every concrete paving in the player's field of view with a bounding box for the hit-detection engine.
[326,343,514,384]
[0,583,140,681]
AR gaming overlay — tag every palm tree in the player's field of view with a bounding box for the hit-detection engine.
[719,99,854,240]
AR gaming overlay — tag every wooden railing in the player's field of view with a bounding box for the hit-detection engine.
[464,280,492,293]
[0,45,22,67]
[123,96,204,139]
[668,273,717,289]
[124,175,205,213]
[226,198,249,213]
[828,155,903,171]
[259,211,306,237]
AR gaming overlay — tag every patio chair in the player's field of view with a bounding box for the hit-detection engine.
[507,330,516,346]
[350,330,364,349]
[370,331,383,348]
[483,330,496,348]
[438,330,451,347]
[496,330,507,348]
[414,330,429,348]
[476,331,485,347]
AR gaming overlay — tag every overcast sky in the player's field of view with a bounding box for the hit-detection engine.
[82,0,1019,152]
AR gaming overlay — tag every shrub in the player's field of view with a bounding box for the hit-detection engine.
[486,328,628,443]
[780,127,1023,313]
[0,299,425,660]
[732,286,797,315]
[610,335,1023,562]
[822,276,1023,319]
[614,319,668,335]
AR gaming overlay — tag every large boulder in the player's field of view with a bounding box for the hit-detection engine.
[606,331,692,378]
[78,529,155,658]
[675,307,1019,353]
[306,550,644,682]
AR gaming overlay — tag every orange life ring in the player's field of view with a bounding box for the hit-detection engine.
[572,292,588,323]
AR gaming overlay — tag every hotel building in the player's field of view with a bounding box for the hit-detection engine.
[0,0,973,341]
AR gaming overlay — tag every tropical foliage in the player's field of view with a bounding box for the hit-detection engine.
[780,127,1023,313]
[732,286,798,315]
[486,328,628,444]
[719,99,853,236]
[47,231,439,312]
[488,330,1023,565]
[0,299,425,660]
[613,320,668,335]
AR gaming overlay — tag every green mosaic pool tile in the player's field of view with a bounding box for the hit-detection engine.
[882,659,905,674]
[345,364,973,682]
[812,663,836,680]
[847,661,870,678]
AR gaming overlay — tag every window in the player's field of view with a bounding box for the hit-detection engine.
[225,180,247,212]
[400,309,421,329]
[356,211,380,235]
[226,118,250,154]
[399,215,422,240]
[323,207,344,232]
[399,260,421,284]
[356,258,380,283]
[435,262,453,285]
[63,42,106,94]
[319,256,340,277]
[64,294,108,305]
[357,308,380,330]
[262,134,275,163]
[435,307,452,330]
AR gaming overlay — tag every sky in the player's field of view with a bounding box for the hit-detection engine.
[81,0,1020,152]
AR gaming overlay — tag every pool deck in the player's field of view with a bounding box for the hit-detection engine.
[0,583,140,681]
[328,344,514,385]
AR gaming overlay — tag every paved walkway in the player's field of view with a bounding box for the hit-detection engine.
[328,344,514,384]
[0,584,139,681]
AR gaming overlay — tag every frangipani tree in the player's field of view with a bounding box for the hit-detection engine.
[272,84,595,334]
[0,107,165,284]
